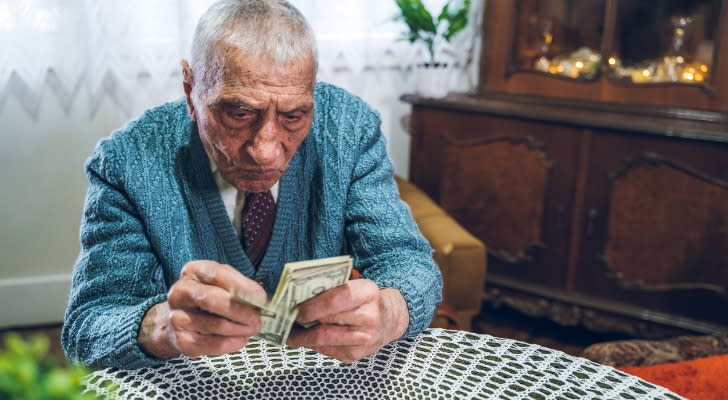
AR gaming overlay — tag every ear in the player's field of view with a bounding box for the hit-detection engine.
[181,60,197,121]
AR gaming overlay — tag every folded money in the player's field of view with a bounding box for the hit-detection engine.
[230,255,353,345]
[229,290,278,316]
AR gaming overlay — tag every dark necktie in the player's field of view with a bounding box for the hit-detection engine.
[241,190,276,267]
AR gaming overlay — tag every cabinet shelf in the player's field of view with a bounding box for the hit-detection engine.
[401,93,728,142]
[480,0,728,112]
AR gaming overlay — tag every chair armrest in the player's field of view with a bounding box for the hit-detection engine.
[395,176,487,331]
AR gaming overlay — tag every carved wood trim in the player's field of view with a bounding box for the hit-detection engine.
[597,255,728,295]
[439,133,552,263]
[599,152,728,295]
[440,131,551,163]
[608,152,728,189]
[484,287,688,338]
[490,242,546,265]
[483,281,724,337]
[439,131,553,171]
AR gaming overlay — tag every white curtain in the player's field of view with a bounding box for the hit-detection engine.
[0,0,482,119]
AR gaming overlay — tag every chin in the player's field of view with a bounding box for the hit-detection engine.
[237,180,277,193]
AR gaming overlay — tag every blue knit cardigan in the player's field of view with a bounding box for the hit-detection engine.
[62,82,442,369]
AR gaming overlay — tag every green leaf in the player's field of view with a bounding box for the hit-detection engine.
[44,370,74,398]
[394,0,436,35]
[437,3,450,24]
[14,358,38,388]
[393,0,471,61]
[29,336,50,361]
[444,0,471,42]
[5,334,29,357]
[0,334,93,400]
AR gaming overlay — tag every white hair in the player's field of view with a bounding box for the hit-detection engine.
[190,0,318,84]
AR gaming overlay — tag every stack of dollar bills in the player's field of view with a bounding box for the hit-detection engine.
[231,255,353,345]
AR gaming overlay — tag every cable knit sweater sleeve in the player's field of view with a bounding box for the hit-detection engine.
[61,137,168,369]
[334,89,443,337]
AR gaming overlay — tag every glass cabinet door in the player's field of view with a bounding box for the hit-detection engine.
[511,0,606,80]
[608,0,721,86]
[483,0,727,110]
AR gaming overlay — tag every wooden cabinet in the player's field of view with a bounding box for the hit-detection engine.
[575,131,728,331]
[403,0,728,338]
[403,0,728,337]
[404,94,728,337]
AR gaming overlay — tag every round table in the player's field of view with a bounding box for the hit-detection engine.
[84,329,684,399]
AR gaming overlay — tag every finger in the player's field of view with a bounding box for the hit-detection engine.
[180,260,267,305]
[169,309,260,337]
[287,325,380,363]
[168,277,263,325]
[296,279,379,325]
[317,301,379,326]
[173,330,250,358]
[287,323,374,349]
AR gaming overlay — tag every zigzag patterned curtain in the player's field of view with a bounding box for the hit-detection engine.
[0,0,481,119]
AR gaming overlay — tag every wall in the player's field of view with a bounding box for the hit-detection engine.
[0,83,131,327]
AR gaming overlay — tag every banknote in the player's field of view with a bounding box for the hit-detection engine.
[231,255,353,345]
[229,290,278,316]
[278,256,354,309]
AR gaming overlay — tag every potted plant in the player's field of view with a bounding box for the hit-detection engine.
[0,333,102,399]
[393,0,472,97]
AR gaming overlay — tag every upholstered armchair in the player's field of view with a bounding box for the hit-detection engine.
[395,176,487,332]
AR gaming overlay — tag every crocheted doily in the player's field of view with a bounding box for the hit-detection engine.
[85,328,683,399]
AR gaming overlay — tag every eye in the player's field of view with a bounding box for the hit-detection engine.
[278,108,311,128]
[280,113,302,123]
[225,107,254,121]
[216,103,256,128]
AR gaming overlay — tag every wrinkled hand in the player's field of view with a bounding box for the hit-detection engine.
[286,279,409,363]
[138,260,267,359]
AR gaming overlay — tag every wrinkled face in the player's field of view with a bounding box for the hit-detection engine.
[183,44,315,193]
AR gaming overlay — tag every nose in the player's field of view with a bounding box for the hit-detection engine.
[246,117,281,166]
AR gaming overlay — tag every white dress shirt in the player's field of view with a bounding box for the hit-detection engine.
[206,152,279,238]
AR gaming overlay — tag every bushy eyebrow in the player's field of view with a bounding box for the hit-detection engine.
[211,98,313,115]
[280,105,313,114]
[213,101,256,113]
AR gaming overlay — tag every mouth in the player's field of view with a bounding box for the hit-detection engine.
[239,168,280,180]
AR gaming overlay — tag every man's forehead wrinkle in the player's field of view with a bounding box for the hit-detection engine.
[220,63,309,88]
[198,43,315,110]
[216,71,314,101]
[215,43,312,77]
[212,79,313,110]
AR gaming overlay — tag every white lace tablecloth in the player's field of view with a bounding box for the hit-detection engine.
[84,329,684,399]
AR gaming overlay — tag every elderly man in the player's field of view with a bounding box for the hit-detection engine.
[62,0,441,369]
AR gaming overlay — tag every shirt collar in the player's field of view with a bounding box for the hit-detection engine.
[205,147,220,175]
